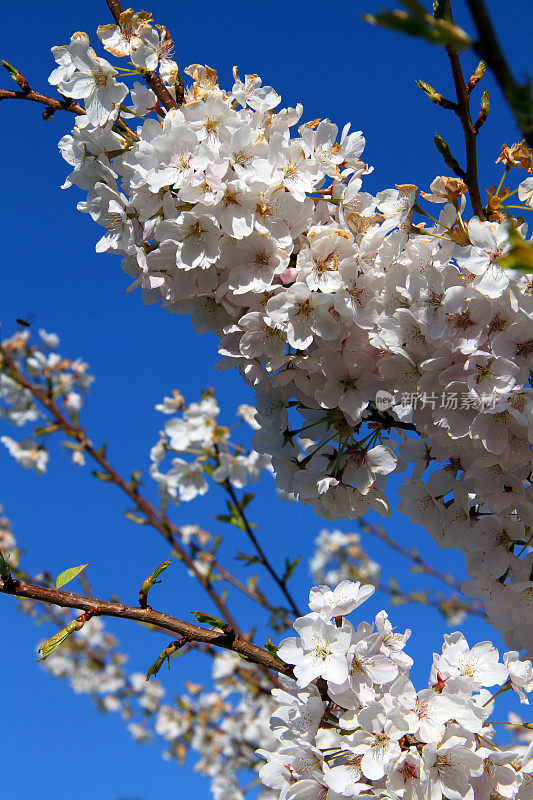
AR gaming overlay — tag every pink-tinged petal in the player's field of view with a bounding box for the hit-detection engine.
[280,267,298,285]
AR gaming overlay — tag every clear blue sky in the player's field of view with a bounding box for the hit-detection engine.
[0,2,531,798]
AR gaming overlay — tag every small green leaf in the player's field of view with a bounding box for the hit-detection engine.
[239,492,255,510]
[282,557,300,582]
[193,611,226,629]
[146,651,169,680]
[139,559,172,607]
[0,549,10,579]
[215,514,232,524]
[91,470,113,482]
[147,559,172,585]
[363,9,471,48]
[37,617,85,661]
[146,640,184,680]
[56,563,88,589]
[434,133,465,178]
[236,551,261,566]
[467,60,487,92]
[124,511,147,525]
[264,638,284,665]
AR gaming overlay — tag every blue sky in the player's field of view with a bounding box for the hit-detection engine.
[0,1,531,798]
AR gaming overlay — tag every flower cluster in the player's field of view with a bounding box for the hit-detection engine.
[42,611,279,800]
[47,18,533,653]
[311,528,382,591]
[150,389,270,505]
[0,328,93,470]
[259,580,533,800]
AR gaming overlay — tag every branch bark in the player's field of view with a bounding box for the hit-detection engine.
[0,87,85,117]
[223,478,303,619]
[0,575,292,676]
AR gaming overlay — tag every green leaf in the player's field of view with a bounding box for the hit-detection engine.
[124,511,147,524]
[56,563,88,589]
[91,469,113,482]
[239,492,255,510]
[146,641,184,680]
[282,557,300,582]
[147,559,172,584]
[139,559,172,606]
[37,618,84,661]
[193,611,226,629]
[363,8,470,48]
[264,638,285,665]
[434,133,465,178]
[146,651,169,680]
[235,551,261,566]
[0,549,10,579]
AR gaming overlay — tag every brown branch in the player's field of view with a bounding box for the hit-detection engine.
[0,339,296,637]
[0,82,138,141]
[444,47,485,219]
[0,575,291,676]
[465,0,533,149]
[376,581,485,618]
[0,87,85,117]
[0,343,242,636]
[434,2,483,219]
[422,2,483,219]
[104,0,179,111]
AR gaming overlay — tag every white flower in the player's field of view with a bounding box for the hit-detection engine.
[278,614,352,687]
[1,437,49,474]
[52,33,128,126]
[308,581,375,619]
[504,651,533,703]
[432,632,508,689]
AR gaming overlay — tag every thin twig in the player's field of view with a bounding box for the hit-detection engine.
[0,87,85,116]
[359,519,462,592]
[440,1,485,218]
[465,0,533,149]
[223,479,303,619]
[376,581,485,618]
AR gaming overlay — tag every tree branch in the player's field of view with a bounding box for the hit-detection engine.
[103,0,180,111]
[0,575,291,676]
[444,45,485,219]
[0,343,243,636]
[0,87,85,117]
[223,479,303,619]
